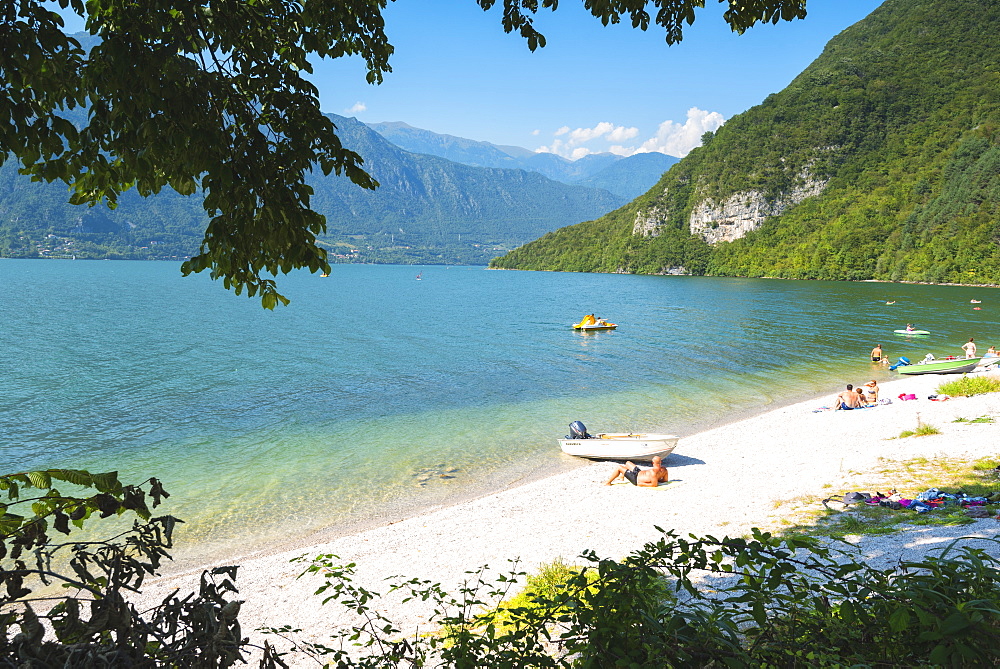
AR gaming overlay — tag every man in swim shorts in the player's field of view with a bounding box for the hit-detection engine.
[604,455,669,487]
[870,344,883,362]
[834,384,863,410]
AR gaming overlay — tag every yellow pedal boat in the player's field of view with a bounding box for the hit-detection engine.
[573,314,617,330]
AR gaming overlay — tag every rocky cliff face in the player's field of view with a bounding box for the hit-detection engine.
[632,173,827,244]
[688,176,827,244]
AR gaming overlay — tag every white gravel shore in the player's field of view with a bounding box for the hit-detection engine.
[133,368,1000,665]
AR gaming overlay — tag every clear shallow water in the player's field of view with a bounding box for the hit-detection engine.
[2,260,997,567]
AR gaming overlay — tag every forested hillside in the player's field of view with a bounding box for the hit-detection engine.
[0,112,624,265]
[491,0,1000,285]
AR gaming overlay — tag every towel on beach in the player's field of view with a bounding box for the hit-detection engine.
[610,479,684,490]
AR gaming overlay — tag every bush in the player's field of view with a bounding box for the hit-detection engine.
[938,375,1000,396]
[0,469,281,667]
[278,529,1000,667]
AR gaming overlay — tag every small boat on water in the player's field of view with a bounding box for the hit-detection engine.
[896,357,981,375]
[558,421,678,461]
[894,329,930,335]
[573,314,617,330]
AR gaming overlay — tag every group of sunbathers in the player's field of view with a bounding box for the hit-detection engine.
[833,380,879,410]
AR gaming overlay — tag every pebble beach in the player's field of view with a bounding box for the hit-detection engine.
[132,367,1000,665]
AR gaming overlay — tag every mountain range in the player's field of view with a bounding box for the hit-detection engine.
[0,112,640,264]
[366,122,677,199]
[0,55,680,267]
[491,0,1000,285]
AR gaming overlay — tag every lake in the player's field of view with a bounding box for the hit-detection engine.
[2,260,996,568]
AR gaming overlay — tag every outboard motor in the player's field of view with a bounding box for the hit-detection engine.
[567,420,592,439]
[889,356,911,371]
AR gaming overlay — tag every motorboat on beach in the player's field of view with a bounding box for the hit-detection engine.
[896,356,981,375]
[558,421,678,461]
[573,314,617,331]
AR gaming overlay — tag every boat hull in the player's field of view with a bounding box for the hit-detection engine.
[897,358,981,375]
[573,324,617,331]
[558,433,678,461]
[894,329,930,335]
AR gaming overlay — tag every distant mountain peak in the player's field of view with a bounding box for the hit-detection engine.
[366,122,676,199]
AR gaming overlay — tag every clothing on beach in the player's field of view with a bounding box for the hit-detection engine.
[624,466,641,486]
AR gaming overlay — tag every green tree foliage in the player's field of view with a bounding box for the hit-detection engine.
[3,0,805,305]
[275,529,1000,667]
[493,0,1000,285]
[0,469,280,667]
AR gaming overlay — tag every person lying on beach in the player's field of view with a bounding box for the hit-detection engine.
[604,456,669,487]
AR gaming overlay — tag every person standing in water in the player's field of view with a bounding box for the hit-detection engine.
[870,344,884,362]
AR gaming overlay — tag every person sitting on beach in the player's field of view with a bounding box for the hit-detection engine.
[604,456,668,487]
[870,344,884,362]
[834,384,863,410]
[856,387,871,407]
[985,346,998,359]
[863,380,879,404]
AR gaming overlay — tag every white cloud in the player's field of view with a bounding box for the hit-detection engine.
[534,108,725,160]
[535,121,640,159]
[346,102,367,114]
[607,125,639,143]
[531,129,540,136]
[634,108,725,158]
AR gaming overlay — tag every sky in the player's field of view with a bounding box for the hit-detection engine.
[310,0,883,159]
[57,0,882,160]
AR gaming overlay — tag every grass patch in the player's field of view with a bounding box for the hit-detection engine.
[781,456,1000,539]
[897,422,941,438]
[953,415,996,423]
[937,376,1000,396]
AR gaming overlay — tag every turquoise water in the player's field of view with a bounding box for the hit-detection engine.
[2,260,997,566]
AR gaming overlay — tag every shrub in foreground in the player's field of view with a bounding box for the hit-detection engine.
[279,529,1000,667]
[0,469,280,667]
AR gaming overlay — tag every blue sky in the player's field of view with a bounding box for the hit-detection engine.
[59,0,882,159]
[313,0,882,158]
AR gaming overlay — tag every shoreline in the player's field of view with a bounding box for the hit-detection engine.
[132,368,1000,665]
[160,369,879,574]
